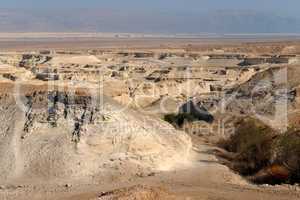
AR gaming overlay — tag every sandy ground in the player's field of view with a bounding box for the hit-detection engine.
[0,137,299,200]
[66,138,300,200]
[0,33,299,51]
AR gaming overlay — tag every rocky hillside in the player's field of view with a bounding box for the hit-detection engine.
[0,85,191,182]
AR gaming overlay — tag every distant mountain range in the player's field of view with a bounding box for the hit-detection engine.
[0,9,299,34]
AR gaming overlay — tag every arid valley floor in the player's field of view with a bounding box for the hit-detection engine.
[0,35,300,200]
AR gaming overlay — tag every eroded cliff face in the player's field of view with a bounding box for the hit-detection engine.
[0,48,299,187]
[0,89,191,182]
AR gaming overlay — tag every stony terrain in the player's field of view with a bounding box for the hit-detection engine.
[0,37,300,199]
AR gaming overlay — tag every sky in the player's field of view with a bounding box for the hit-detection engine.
[1,0,299,15]
[0,0,300,33]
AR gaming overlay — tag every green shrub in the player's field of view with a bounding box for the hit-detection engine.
[164,113,197,127]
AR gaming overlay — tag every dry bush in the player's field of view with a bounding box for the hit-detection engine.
[218,118,300,184]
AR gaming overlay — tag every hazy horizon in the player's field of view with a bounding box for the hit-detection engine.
[0,0,300,34]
